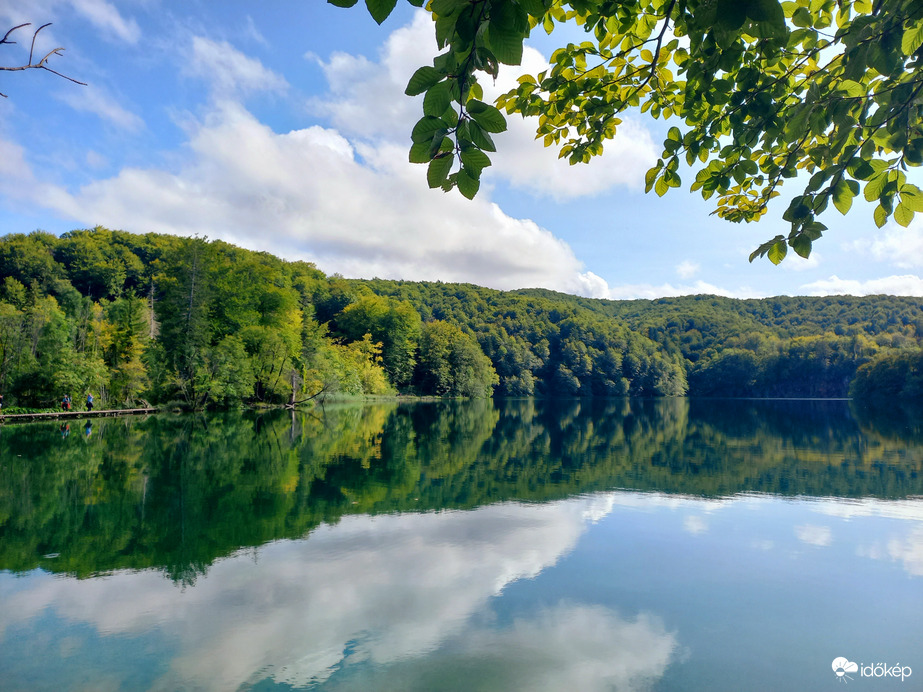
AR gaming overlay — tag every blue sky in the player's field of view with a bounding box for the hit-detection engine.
[1,0,922,299]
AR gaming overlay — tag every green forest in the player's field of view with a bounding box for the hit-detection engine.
[1,227,921,410]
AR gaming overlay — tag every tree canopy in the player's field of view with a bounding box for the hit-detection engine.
[330,0,923,263]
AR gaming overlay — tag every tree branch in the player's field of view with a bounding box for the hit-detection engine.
[0,23,86,98]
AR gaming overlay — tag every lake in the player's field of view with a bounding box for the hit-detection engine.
[1,399,921,691]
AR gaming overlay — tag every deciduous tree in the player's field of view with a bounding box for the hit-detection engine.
[332,0,923,263]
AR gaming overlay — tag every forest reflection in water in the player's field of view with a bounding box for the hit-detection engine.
[1,397,921,581]
[0,398,922,691]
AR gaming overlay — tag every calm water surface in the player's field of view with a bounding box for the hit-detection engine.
[0,399,921,691]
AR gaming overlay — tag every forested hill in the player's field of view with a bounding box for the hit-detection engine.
[353,281,923,399]
[514,289,923,354]
[1,228,921,409]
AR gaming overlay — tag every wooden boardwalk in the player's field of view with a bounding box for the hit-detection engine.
[0,407,157,423]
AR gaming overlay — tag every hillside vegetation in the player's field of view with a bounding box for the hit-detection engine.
[1,228,920,409]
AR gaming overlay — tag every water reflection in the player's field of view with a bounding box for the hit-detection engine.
[1,489,921,691]
[1,398,922,580]
[1,399,922,690]
[0,495,677,691]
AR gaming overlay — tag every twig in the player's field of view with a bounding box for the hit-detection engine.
[0,23,86,98]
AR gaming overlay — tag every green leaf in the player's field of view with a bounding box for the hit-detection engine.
[873,204,888,228]
[902,19,923,56]
[768,240,787,265]
[486,23,524,65]
[467,122,497,152]
[832,178,854,215]
[430,0,463,13]
[901,186,923,212]
[791,234,812,259]
[863,174,887,202]
[746,0,786,29]
[837,80,864,98]
[427,154,454,188]
[791,6,812,27]
[411,116,447,143]
[467,101,507,133]
[406,67,444,96]
[409,141,433,164]
[460,148,491,174]
[518,0,546,17]
[428,131,450,158]
[654,175,669,197]
[717,0,747,30]
[894,202,914,227]
[423,81,452,117]
[365,0,398,24]
[327,0,358,7]
[456,169,480,199]
[644,166,659,193]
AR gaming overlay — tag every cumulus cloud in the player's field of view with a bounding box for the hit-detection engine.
[11,102,600,293]
[311,11,659,200]
[868,218,923,268]
[0,14,636,296]
[186,36,288,96]
[800,274,923,296]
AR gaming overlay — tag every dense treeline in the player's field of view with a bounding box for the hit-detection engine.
[510,289,923,397]
[0,229,682,408]
[0,229,502,409]
[2,399,921,580]
[2,228,921,406]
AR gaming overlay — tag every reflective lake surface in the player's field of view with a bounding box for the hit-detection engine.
[1,399,922,691]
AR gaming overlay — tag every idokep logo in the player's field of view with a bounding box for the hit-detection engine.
[833,658,859,682]
[832,657,913,683]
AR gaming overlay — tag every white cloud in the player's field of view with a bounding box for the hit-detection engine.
[0,0,139,44]
[795,524,832,547]
[186,36,288,96]
[869,218,923,268]
[676,260,699,279]
[0,98,606,294]
[0,15,639,296]
[602,279,762,300]
[780,250,821,271]
[85,149,107,169]
[311,10,658,200]
[70,0,140,43]
[800,274,923,296]
[56,84,144,131]
[480,47,658,199]
[309,11,431,139]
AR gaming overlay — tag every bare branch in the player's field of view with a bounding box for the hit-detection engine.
[0,23,30,46]
[0,23,86,98]
[30,23,52,64]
